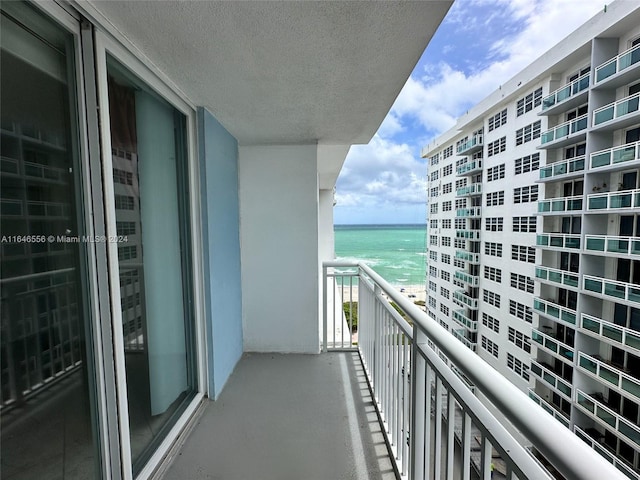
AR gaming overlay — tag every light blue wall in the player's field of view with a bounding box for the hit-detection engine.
[198,108,243,400]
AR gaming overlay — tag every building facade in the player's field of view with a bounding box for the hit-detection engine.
[423,2,640,477]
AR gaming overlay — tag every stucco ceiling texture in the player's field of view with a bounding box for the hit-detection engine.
[90,1,451,146]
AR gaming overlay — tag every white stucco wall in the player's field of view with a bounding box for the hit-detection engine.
[238,145,320,353]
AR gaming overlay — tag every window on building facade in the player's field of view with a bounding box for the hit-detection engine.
[515,120,541,145]
[443,201,452,212]
[486,191,505,206]
[430,202,438,214]
[442,219,452,229]
[485,242,503,257]
[484,266,502,283]
[443,145,453,158]
[516,87,542,116]
[442,253,451,264]
[486,217,504,231]
[442,237,451,247]
[487,164,505,181]
[510,273,534,293]
[508,327,531,353]
[443,182,452,194]
[482,312,500,333]
[440,287,450,299]
[441,270,450,282]
[509,300,533,323]
[513,216,537,233]
[488,108,508,131]
[481,336,499,358]
[483,289,501,308]
[511,245,536,263]
[443,164,453,176]
[487,137,506,157]
[513,185,539,203]
[514,153,540,174]
[507,353,530,380]
[430,235,439,246]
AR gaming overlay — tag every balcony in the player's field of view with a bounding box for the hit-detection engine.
[533,297,577,326]
[538,156,585,182]
[455,250,480,264]
[456,183,482,197]
[540,72,590,115]
[456,160,482,176]
[455,229,480,240]
[578,352,640,403]
[594,43,640,88]
[576,389,640,448]
[536,233,581,250]
[528,388,570,428]
[532,328,575,362]
[580,313,640,354]
[530,360,573,399]
[456,135,484,155]
[590,141,640,171]
[539,114,588,149]
[453,290,479,310]
[537,195,583,215]
[454,270,480,287]
[89,257,630,480]
[592,92,640,131]
[535,265,579,289]
[587,188,640,212]
[583,274,640,305]
[452,309,478,332]
[453,328,477,351]
[456,206,482,218]
[574,425,640,480]
[584,235,640,258]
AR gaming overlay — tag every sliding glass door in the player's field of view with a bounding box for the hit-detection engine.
[1,3,100,478]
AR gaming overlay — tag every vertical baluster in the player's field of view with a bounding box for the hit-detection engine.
[462,412,472,480]
[446,391,455,480]
[434,375,443,480]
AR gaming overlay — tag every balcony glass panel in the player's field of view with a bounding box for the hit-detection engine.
[608,238,628,253]
[583,316,600,333]
[546,338,558,352]
[618,44,640,71]
[532,331,543,345]
[610,193,632,209]
[553,163,567,175]
[549,270,562,283]
[594,106,615,125]
[558,381,571,397]
[630,286,640,304]
[577,392,595,412]
[617,95,639,117]
[579,355,597,374]
[538,202,551,213]
[536,235,549,246]
[586,237,607,251]
[547,304,560,318]
[595,406,616,427]
[604,281,626,299]
[535,267,548,280]
[565,237,580,249]
[596,59,617,82]
[559,345,573,360]
[612,145,637,163]
[552,200,565,212]
[573,116,588,132]
[588,196,607,210]
[543,372,555,385]
[565,274,578,288]
[561,311,576,324]
[603,324,623,343]
[622,377,640,398]
[531,363,542,376]
[618,423,640,446]
[591,151,611,168]
[628,332,640,350]
[633,240,640,255]
[540,166,553,179]
[599,365,619,386]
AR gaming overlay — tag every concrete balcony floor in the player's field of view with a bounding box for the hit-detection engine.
[162,352,395,480]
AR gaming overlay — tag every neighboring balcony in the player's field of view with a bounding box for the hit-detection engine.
[530,359,573,399]
[535,265,579,289]
[452,308,478,332]
[528,388,570,428]
[594,43,640,89]
[539,114,588,149]
[584,235,640,259]
[456,159,482,176]
[586,188,640,212]
[576,390,640,449]
[453,328,477,351]
[455,229,481,240]
[540,72,590,115]
[574,425,640,480]
[456,134,484,155]
[590,141,640,171]
[583,274,640,305]
[538,156,585,183]
[533,296,578,326]
[578,352,640,403]
[453,289,479,310]
[537,195,583,215]
[456,206,482,218]
[455,249,480,264]
[580,313,640,354]
[592,92,640,131]
[456,183,482,197]
[536,232,581,251]
[532,328,575,363]
[454,269,480,287]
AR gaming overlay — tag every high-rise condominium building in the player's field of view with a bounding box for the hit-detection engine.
[423,2,640,477]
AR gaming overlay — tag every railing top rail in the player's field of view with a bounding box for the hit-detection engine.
[545,113,588,131]
[594,91,640,114]
[595,42,640,72]
[545,71,590,99]
[590,140,640,157]
[323,260,626,480]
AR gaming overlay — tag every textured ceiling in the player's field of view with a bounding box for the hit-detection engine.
[88,1,451,146]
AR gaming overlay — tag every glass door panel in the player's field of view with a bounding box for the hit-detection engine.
[105,57,197,474]
[1,3,99,479]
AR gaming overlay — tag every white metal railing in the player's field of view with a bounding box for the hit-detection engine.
[580,313,640,353]
[538,155,585,180]
[584,235,640,257]
[323,261,627,480]
[582,274,640,305]
[456,135,483,155]
[590,141,640,169]
[587,188,640,211]
[593,92,640,126]
[531,328,575,362]
[529,360,573,399]
[574,425,640,480]
[536,233,581,250]
[595,43,640,83]
[535,265,579,289]
[533,297,577,326]
[542,72,590,111]
[527,388,570,428]
[540,114,588,144]
[577,352,640,404]
[537,195,583,214]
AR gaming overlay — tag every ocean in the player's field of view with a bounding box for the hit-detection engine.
[334,224,427,287]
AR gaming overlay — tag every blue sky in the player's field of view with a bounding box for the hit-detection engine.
[334,0,607,225]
